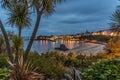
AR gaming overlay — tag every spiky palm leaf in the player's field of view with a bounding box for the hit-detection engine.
[1,0,11,9]
[111,10,120,35]
[7,3,31,37]
[1,0,19,9]
[8,4,30,26]
[29,0,63,14]
[12,36,23,50]
[8,54,44,80]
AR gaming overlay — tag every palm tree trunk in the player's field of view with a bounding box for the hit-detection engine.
[0,20,13,63]
[19,27,22,37]
[73,67,76,80]
[15,48,19,63]
[24,12,42,61]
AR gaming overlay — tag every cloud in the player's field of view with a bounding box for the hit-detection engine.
[0,0,120,36]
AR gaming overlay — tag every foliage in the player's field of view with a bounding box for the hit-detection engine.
[0,68,11,80]
[28,52,66,79]
[28,51,108,79]
[65,53,106,72]
[0,54,9,68]
[7,2,31,37]
[12,36,23,50]
[67,52,76,59]
[8,54,44,80]
[0,36,5,53]
[111,10,120,35]
[7,3,31,28]
[107,38,120,53]
[82,59,120,80]
[80,35,110,42]
[64,59,81,67]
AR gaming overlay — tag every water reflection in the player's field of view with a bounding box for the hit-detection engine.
[24,40,80,53]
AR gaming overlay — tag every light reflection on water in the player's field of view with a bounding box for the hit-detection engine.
[24,40,80,53]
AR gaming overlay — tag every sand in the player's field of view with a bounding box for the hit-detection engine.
[59,42,106,55]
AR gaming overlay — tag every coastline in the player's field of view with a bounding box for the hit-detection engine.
[57,42,106,55]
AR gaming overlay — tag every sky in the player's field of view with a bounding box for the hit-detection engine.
[0,0,120,36]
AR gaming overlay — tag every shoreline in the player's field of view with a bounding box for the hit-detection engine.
[57,42,106,55]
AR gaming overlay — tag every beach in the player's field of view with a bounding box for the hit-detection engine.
[59,42,106,55]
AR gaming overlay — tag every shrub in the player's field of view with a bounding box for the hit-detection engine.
[0,68,11,80]
[8,54,44,80]
[107,39,120,53]
[0,54,9,68]
[28,52,66,79]
[82,59,120,80]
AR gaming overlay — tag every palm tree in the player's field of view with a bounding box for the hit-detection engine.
[111,10,120,35]
[0,35,5,53]
[7,3,31,37]
[0,20,13,63]
[24,0,64,61]
[12,36,23,63]
[1,0,31,63]
[1,0,64,62]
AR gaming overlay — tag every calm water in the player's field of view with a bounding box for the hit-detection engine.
[24,40,80,53]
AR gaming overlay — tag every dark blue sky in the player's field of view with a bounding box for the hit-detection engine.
[0,0,120,36]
